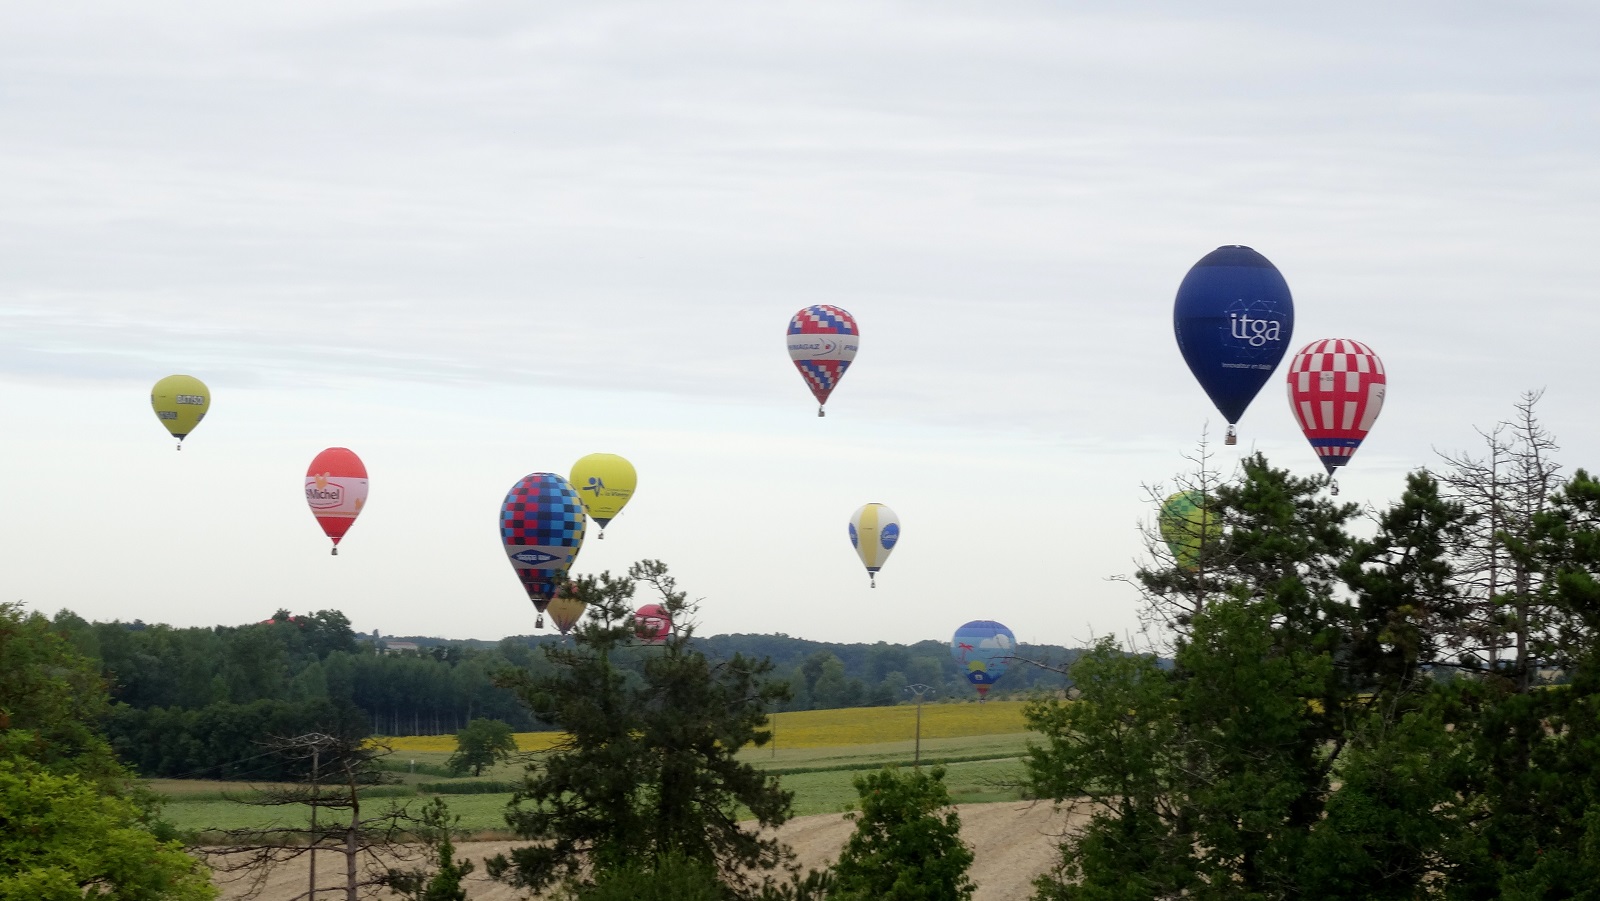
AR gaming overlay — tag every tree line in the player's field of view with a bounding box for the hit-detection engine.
[40,598,1079,780]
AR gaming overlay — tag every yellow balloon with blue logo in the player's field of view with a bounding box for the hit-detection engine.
[1159,490,1221,571]
[849,503,900,588]
[570,453,637,539]
[150,374,211,450]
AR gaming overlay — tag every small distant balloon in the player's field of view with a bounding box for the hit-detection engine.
[633,603,673,644]
[546,584,587,637]
[950,620,1016,700]
[570,453,637,540]
[848,503,900,588]
[787,305,860,417]
[1287,339,1387,493]
[151,374,210,450]
[500,473,587,629]
[1159,491,1220,571]
[306,447,368,556]
[1173,246,1295,444]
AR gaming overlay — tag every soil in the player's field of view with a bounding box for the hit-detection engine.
[209,800,1085,900]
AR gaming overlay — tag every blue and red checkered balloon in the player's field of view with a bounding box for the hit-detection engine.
[786,305,860,416]
[500,473,587,618]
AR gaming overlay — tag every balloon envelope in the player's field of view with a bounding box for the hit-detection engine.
[1173,246,1295,435]
[786,305,860,414]
[634,603,672,644]
[1159,491,1220,571]
[306,448,368,553]
[151,374,210,446]
[546,588,587,636]
[848,503,900,585]
[1287,339,1387,474]
[500,473,587,617]
[951,620,1016,698]
[570,453,637,532]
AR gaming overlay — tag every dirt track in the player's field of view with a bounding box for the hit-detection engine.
[211,801,1084,900]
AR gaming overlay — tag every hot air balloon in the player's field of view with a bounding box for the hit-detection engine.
[151,375,210,450]
[786,305,860,416]
[1286,339,1386,495]
[1159,490,1220,571]
[305,448,368,555]
[849,503,900,588]
[570,453,637,540]
[951,620,1015,701]
[500,473,587,628]
[1173,246,1295,445]
[546,584,587,637]
[634,603,672,644]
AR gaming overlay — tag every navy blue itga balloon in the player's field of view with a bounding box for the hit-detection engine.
[1172,246,1295,445]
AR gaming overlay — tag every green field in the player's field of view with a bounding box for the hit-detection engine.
[155,730,1035,838]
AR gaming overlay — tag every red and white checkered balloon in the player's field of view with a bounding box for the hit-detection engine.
[1286,339,1386,475]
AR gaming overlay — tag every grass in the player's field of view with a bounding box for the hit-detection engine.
[156,702,1037,839]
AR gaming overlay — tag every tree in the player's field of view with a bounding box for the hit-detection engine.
[447,717,517,777]
[0,757,217,901]
[200,732,422,901]
[831,766,975,901]
[0,602,216,899]
[1027,456,1469,899]
[487,560,794,898]
[386,797,474,901]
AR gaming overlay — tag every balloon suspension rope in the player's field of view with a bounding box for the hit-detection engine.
[818,405,826,418]
[1225,424,1237,446]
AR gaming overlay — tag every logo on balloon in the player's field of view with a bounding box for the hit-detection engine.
[788,338,837,357]
[1228,313,1284,348]
[307,473,345,508]
[512,549,560,566]
[176,394,206,405]
[880,523,900,549]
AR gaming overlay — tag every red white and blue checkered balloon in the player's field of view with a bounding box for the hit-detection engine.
[1286,339,1386,476]
[786,305,859,416]
[500,473,587,622]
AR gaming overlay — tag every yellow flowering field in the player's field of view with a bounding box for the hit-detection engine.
[385,701,1029,753]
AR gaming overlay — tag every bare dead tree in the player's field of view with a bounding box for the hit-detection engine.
[195,733,425,901]
[1433,390,1562,690]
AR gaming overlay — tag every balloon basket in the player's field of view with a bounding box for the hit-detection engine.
[1225,425,1237,446]
[817,406,825,418]
[331,547,338,556]
[1329,477,1340,497]
[176,442,183,451]
[535,614,545,628]
[598,531,605,540]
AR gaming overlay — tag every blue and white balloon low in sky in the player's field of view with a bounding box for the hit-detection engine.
[1173,245,1295,444]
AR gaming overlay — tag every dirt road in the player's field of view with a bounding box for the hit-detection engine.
[211,800,1083,900]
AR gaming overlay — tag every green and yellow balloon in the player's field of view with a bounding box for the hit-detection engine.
[151,375,210,450]
[1159,491,1220,570]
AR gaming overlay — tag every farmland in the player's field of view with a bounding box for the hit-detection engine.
[157,701,1034,837]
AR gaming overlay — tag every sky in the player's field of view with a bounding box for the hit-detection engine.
[2,2,1598,647]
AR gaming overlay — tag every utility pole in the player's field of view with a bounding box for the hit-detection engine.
[904,684,934,769]
[281,732,338,901]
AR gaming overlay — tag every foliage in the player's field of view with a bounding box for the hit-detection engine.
[0,756,217,901]
[1030,407,1600,900]
[831,765,975,901]
[487,560,795,899]
[387,796,475,901]
[571,852,729,901]
[448,717,518,776]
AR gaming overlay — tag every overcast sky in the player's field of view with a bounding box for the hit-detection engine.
[3,2,1597,647]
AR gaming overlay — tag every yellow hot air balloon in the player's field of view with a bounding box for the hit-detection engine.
[151,375,211,450]
[1159,490,1220,571]
[570,453,637,540]
[546,590,587,637]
